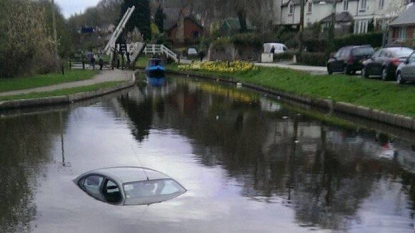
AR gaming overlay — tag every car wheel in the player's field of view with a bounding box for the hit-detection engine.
[344,66,352,75]
[381,67,388,81]
[362,67,369,78]
[397,72,405,84]
[327,65,333,75]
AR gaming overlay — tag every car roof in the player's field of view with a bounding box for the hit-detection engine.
[383,46,412,51]
[77,166,170,184]
[341,45,371,49]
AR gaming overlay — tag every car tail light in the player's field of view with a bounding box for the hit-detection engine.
[348,54,354,64]
[391,58,401,66]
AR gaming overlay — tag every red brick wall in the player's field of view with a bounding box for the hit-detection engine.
[169,18,203,45]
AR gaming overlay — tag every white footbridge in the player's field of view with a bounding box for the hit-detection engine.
[103,5,178,65]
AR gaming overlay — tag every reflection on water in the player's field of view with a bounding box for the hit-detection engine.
[1,76,415,232]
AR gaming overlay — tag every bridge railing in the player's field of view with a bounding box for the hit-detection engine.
[144,44,178,62]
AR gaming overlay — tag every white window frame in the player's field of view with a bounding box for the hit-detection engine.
[379,0,385,9]
[399,27,407,40]
[307,1,312,13]
[343,0,349,11]
[360,0,367,11]
[289,3,293,14]
[354,20,368,34]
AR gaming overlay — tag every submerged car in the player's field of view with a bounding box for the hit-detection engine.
[74,166,186,205]
[327,45,374,75]
[362,47,414,80]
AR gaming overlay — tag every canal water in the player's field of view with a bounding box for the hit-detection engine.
[1,76,415,233]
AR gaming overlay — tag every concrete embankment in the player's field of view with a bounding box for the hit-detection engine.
[168,70,415,132]
[0,69,136,110]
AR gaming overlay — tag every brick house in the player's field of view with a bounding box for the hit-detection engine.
[388,4,415,46]
[166,16,204,45]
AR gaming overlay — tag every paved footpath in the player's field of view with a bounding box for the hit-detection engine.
[0,69,133,97]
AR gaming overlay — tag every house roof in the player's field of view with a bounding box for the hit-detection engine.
[320,11,353,23]
[166,17,204,32]
[389,4,415,26]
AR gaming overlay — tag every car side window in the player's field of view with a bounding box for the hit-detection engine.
[334,49,342,58]
[371,49,382,58]
[103,179,122,203]
[82,175,104,197]
[409,54,415,63]
[340,48,347,57]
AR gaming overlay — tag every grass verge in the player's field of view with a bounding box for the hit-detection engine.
[0,70,98,92]
[0,81,123,101]
[166,63,415,117]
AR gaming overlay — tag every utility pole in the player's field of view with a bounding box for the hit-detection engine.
[51,0,59,60]
[319,1,337,52]
[299,0,305,53]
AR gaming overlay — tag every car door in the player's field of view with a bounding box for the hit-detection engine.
[401,52,415,81]
[374,50,388,76]
[365,49,382,76]
[331,48,346,72]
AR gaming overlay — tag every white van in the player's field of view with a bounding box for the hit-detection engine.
[263,43,288,54]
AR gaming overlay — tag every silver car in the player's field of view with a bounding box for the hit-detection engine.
[396,51,415,84]
[74,166,186,205]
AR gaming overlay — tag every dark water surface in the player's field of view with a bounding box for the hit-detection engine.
[1,76,415,233]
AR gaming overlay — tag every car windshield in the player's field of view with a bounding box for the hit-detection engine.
[353,47,374,56]
[123,178,186,205]
[390,47,414,57]
[188,48,197,54]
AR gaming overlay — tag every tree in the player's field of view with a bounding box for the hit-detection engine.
[154,4,166,33]
[237,10,248,33]
[121,0,151,41]
[0,0,56,78]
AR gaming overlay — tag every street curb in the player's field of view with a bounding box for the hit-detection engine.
[167,70,415,131]
[0,71,136,110]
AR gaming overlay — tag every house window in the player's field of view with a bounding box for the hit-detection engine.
[399,27,407,40]
[343,0,349,11]
[307,1,312,13]
[379,0,384,8]
[289,4,293,14]
[354,20,368,34]
[360,0,367,11]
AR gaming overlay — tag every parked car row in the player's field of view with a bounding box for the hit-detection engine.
[327,45,415,84]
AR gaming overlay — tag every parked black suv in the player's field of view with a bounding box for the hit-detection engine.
[327,45,375,75]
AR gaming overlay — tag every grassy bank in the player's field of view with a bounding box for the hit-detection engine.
[167,62,415,117]
[0,70,98,92]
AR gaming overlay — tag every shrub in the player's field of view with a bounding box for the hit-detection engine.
[231,33,263,47]
[296,52,327,66]
[332,32,383,51]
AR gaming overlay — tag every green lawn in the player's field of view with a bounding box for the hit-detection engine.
[0,70,98,92]
[167,64,415,117]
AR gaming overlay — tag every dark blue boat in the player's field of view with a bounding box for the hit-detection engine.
[145,58,165,78]
[145,58,166,86]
